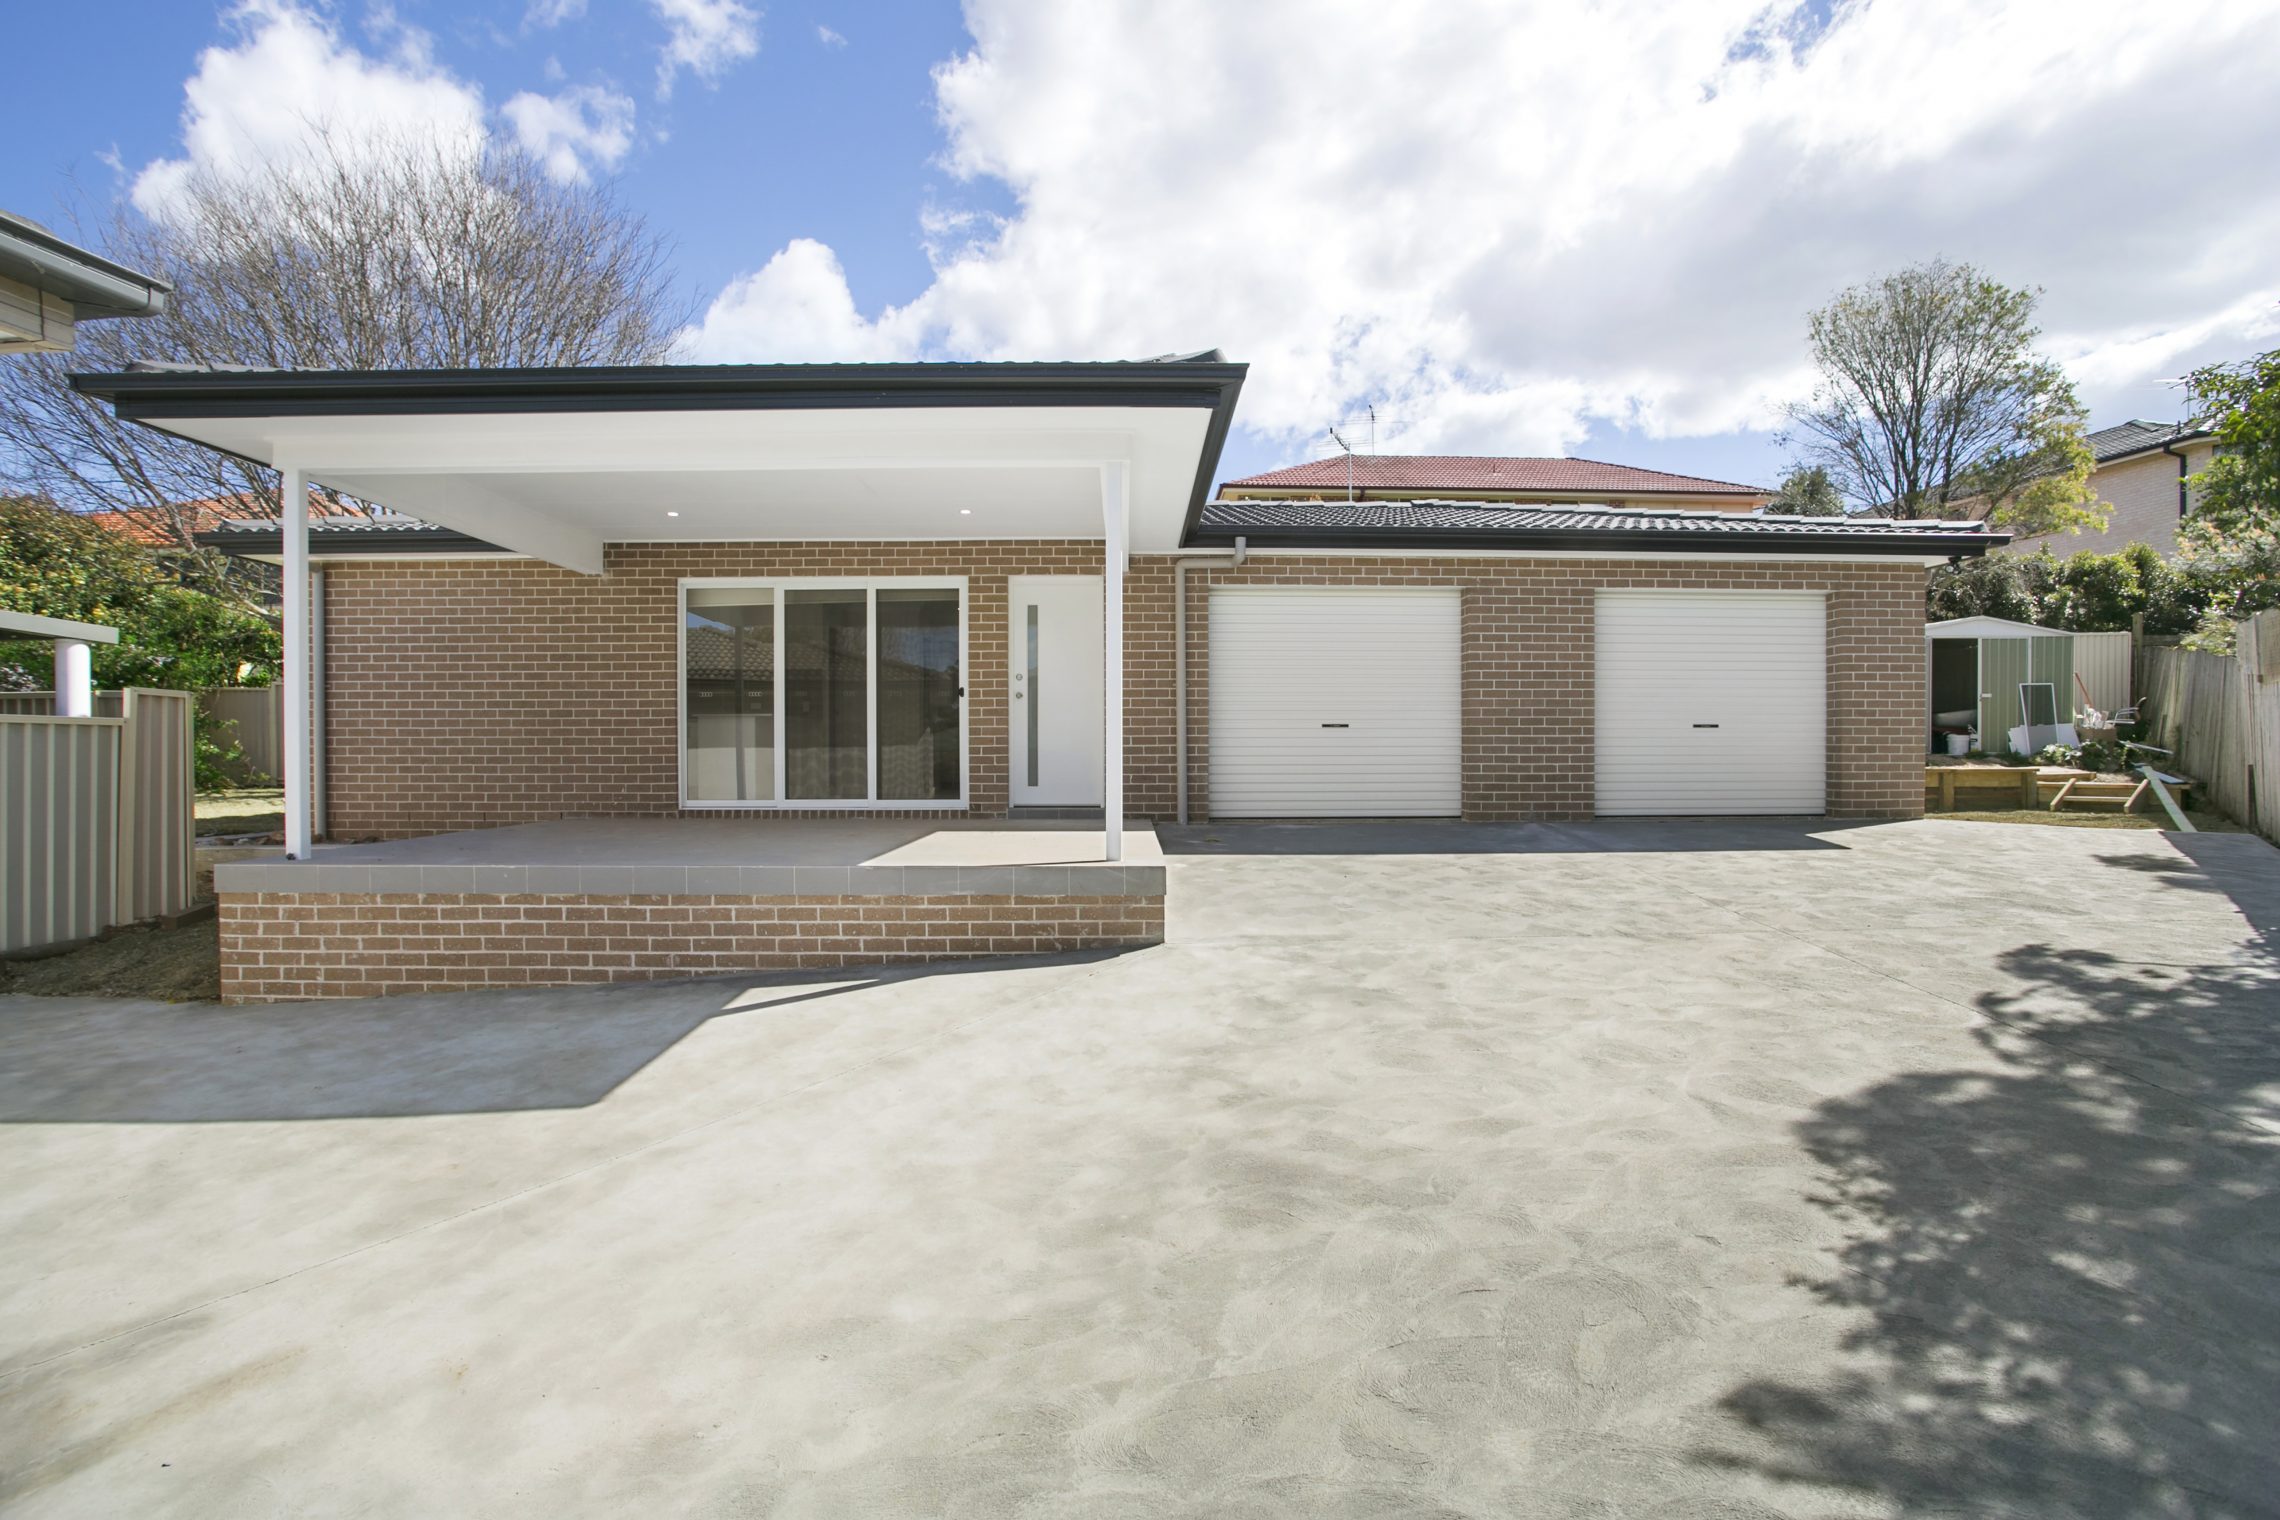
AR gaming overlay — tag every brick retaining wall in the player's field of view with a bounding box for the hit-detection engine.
[217,890,1164,1004]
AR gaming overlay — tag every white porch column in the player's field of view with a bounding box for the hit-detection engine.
[54,638,93,717]
[279,461,313,860]
[1101,461,1128,863]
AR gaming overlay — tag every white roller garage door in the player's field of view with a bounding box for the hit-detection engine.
[1209,588,1461,817]
[1595,591,1826,815]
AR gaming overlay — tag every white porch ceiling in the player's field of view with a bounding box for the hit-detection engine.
[137,405,1216,570]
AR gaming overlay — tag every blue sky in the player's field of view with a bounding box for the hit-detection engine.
[9,1,2278,495]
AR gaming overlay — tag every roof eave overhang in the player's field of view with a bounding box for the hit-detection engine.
[2095,434,2213,467]
[1182,526,2007,557]
[70,360,1244,418]
[71,361,1247,569]
[197,527,508,559]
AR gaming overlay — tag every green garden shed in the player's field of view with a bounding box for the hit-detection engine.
[1925,616,2076,757]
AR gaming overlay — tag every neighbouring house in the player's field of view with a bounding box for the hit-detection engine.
[2002,420,2218,558]
[81,490,386,551]
[1219,454,1772,510]
[70,360,2005,1002]
[0,211,169,354]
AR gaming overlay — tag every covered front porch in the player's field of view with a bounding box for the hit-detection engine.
[213,817,1165,1003]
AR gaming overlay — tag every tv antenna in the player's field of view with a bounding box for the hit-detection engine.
[1327,424,1355,501]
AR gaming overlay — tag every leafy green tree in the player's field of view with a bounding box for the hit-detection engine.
[0,495,278,691]
[1927,550,2056,625]
[1768,464,1846,516]
[1784,259,2104,534]
[2114,543,2202,636]
[2182,345,2279,536]
[1925,542,2219,634]
[2168,343,2280,652]
[2044,549,2141,631]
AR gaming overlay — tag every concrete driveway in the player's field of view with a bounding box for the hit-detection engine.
[3,818,2276,1517]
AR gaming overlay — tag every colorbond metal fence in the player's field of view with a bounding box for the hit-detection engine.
[0,687,197,954]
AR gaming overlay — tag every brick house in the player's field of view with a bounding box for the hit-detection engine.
[1218,453,1773,511]
[2002,419,2217,558]
[72,360,2005,1001]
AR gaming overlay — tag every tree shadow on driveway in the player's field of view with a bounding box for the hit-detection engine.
[1697,843,2280,1516]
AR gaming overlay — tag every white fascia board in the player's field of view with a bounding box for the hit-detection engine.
[0,608,122,643]
[154,406,1190,555]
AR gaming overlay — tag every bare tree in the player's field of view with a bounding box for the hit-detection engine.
[1,129,686,550]
[1781,260,2101,534]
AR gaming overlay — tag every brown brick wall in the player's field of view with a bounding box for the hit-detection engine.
[321,542,1104,837]
[2008,441,2215,559]
[1129,555,1928,822]
[216,890,1164,1003]
[318,546,1926,834]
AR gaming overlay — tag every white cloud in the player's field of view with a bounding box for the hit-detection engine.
[650,0,760,98]
[692,0,2280,456]
[132,0,485,216]
[817,24,845,48]
[681,239,921,362]
[525,0,586,26]
[503,84,637,183]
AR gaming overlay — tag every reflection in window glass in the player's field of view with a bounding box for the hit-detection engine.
[785,589,869,799]
[684,588,775,801]
[877,589,961,800]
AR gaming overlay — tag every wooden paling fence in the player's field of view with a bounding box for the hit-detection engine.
[2138,610,2280,844]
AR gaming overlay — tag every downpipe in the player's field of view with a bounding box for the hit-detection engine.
[1171,536,1245,824]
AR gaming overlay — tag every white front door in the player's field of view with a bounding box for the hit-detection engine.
[1008,576,1104,806]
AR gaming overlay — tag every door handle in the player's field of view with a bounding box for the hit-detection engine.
[1320,722,1349,728]
[1692,723,1719,729]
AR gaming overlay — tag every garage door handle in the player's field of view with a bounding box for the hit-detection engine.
[1320,722,1349,728]
[1692,723,1719,729]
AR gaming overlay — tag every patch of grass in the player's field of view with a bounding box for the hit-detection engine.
[1937,807,2245,834]
[196,786,283,838]
[1,918,221,1001]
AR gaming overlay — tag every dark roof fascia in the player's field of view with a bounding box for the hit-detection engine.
[73,360,1247,551]
[197,525,508,558]
[1184,523,2007,557]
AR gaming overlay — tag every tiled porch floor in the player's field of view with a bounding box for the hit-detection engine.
[214,817,1163,898]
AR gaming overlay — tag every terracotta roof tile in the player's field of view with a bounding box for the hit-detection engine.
[86,491,391,545]
[1224,455,1767,496]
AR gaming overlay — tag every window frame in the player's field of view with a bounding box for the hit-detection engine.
[678,575,970,811]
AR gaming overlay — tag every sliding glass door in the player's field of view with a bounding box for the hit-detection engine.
[683,580,964,807]
[684,588,776,803]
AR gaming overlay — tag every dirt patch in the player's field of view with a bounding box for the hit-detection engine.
[197,788,284,839]
[1,919,221,1001]
[1938,807,2245,833]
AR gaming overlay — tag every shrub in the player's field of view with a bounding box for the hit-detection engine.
[2073,738,2128,775]
[0,495,278,691]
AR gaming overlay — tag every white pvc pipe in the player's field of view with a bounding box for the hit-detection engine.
[54,638,94,717]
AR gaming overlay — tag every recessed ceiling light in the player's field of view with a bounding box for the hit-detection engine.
[666,510,680,517]
[959,508,972,515]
